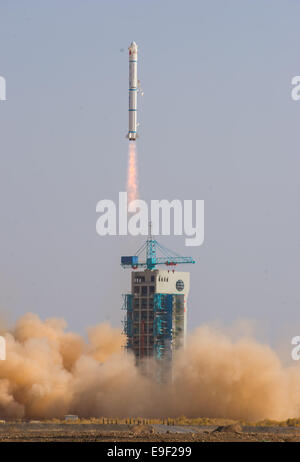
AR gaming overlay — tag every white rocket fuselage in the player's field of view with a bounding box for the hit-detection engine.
[127,42,138,141]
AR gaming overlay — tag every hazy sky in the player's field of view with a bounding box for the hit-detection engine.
[0,0,299,345]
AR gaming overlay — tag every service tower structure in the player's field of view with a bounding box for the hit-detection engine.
[121,226,195,371]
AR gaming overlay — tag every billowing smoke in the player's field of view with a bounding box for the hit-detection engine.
[173,325,300,421]
[126,142,138,203]
[1,313,300,421]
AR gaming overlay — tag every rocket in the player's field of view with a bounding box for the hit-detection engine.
[127,41,140,141]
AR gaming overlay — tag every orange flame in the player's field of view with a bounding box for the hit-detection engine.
[126,142,139,203]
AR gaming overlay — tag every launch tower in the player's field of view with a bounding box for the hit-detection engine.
[121,225,195,371]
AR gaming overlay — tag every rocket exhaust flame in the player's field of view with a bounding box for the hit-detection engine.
[126,141,139,203]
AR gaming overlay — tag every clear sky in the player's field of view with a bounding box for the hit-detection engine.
[0,0,299,345]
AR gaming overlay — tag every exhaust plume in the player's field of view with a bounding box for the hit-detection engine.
[1,314,300,421]
[126,142,139,203]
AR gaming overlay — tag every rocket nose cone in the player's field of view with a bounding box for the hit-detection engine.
[130,41,138,50]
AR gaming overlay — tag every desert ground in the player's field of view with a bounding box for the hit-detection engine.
[0,420,300,442]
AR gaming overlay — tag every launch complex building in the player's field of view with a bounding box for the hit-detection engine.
[121,226,195,369]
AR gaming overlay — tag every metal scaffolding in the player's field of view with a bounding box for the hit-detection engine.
[153,294,173,362]
[122,294,133,350]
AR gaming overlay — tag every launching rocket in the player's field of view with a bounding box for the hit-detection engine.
[127,41,140,141]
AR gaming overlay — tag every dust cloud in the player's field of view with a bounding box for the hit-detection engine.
[0,314,300,421]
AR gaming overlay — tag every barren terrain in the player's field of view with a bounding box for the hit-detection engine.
[0,422,299,442]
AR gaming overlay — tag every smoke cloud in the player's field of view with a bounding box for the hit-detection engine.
[0,313,300,421]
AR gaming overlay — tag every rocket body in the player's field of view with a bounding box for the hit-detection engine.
[127,42,138,141]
